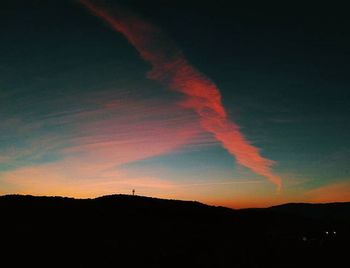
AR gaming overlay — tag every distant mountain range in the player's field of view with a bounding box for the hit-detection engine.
[1,194,349,267]
[267,202,350,221]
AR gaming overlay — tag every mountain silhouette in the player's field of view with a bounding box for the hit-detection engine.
[1,194,349,267]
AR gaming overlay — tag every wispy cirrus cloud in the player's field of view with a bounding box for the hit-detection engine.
[1,91,214,195]
[63,97,210,165]
[79,0,282,190]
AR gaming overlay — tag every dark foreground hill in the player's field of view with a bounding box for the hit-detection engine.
[1,195,349,267]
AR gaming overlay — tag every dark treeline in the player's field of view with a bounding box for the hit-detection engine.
[1,194,349,267]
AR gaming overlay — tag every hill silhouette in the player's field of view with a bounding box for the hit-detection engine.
[1,194,349,267]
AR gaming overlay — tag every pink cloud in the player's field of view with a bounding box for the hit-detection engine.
[79,0,282,190]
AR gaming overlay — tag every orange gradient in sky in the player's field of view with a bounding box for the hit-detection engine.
[306,182,350,204]
[5,161,346,208]
[0,162,279,208]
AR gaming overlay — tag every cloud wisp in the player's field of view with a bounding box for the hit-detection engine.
[0,95,212,196]
[79,0,282,190]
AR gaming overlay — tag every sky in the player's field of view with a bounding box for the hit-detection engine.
[1,0,349,208]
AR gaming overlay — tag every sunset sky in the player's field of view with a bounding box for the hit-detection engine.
[1,0,349,208]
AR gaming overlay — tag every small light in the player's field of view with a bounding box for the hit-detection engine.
[325,231,329,235]
[333,231,336,235]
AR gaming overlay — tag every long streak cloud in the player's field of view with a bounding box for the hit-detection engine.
[79,0,282,190]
